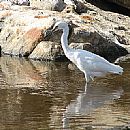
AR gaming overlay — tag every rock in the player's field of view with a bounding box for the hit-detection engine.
[30,0,66,11]
[29,41,63,60]
[115,54,130,63]
[69,33,128,62]
[0,2,130,61]
[18,0,30,5]
[64,0,88,13]
[62,5,76,14]
[30,0,88,13]
[0,11,10,32]
[11,27,45,56]
[0,11,55,56]
[10,0,30,5]
[0,1,12,10]
[106,0,130,9]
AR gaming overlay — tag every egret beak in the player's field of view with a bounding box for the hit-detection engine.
[44,26,58,40]
[52,26,58,33]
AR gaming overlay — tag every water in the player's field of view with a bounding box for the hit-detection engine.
[0,56,130,130]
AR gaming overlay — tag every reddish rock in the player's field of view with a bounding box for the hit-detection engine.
[18,27,45,56]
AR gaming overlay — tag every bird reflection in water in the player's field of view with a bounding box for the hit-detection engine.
[62,83,123,129]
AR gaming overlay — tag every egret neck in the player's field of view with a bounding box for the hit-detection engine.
[61,25,71,56]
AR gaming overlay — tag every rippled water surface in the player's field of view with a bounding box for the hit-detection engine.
[0,56,130,130]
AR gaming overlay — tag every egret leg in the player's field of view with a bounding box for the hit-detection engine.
[84,72,90,83]
[90,76,94,81]
[85,83,88,93]
[84,72,90,92]
[84,82,92,93]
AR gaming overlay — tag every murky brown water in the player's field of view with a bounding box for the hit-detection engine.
[0,56,130,130]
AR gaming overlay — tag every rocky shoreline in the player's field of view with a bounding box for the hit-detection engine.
[0,0,130,62]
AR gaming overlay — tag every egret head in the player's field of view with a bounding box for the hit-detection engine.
[52,21,69,32]
[44,21,69,40]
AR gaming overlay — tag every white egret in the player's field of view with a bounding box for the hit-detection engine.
[52,21,123,82]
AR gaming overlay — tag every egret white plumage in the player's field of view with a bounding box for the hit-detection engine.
[52,21,123,82]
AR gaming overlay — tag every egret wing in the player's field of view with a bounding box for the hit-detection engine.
[76,50,115,72]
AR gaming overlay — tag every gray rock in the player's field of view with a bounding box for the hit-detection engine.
[30,0,88,13]
[30,0,66,11]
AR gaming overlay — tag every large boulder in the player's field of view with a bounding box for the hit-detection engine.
[0,10,55,56]
[0,2,130,61]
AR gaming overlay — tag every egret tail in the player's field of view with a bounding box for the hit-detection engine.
[109,64,123,75]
